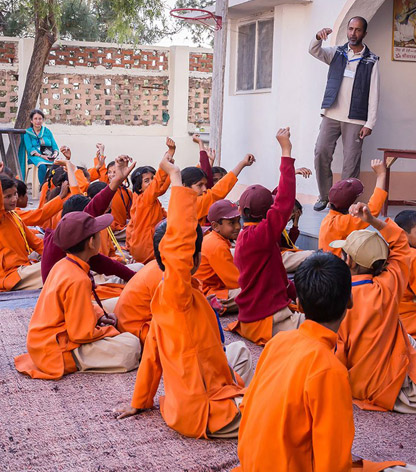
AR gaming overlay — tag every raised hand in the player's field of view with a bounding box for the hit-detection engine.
[114,155,136,182]
[96,142,105,157]
[295,167,312,178]
[242,153,256,167]
[206,147,216,167]
[192,133,203,145]
[0,162,4,174]
[316,28,332,41]
[276,127,292,156]
[166,137,176,158]
[349,202,373,222]
[59,181,70,200]
[60,145,71,160]
[371,159,386,175]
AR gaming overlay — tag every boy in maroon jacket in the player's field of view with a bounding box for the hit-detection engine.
[227,128,304,345]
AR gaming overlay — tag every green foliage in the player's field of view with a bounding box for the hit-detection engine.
[173,0,214,46]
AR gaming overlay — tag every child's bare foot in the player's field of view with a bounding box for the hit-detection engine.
[166,137,176,157]
[276,127,292,156]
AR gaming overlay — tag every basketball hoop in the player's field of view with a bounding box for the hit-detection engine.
[170,8,222,32]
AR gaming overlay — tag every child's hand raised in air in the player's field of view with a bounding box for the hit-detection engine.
[166,137,176,158]
[0,162,4,174]
[96,142,105,157]
[295,167,312,178]
[371,159,386,175]
[206,147,216,166]
[276,127,292,156]
[160,151,181,186]
[60,145,71,160]
[242,153,256,167]
[349,202,374,223]
[59,181,70,200]
[112,155,136,187]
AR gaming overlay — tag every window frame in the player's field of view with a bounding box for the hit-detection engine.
[235,15,274,95]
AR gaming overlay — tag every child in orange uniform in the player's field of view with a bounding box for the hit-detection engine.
[395,210,416,338]
[195,199,241,313]
[331,203,416,413]
[14,211,141,380]
[126,138,174,264]
[115,151,253,438]
[234,251,410,472]
[0,168,44,291]
[114,259,163,347]
[319,159,387,256]
[181,153,255,226]
[106,159,132,240]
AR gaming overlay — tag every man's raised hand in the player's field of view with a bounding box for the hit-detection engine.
[316,28,332,41]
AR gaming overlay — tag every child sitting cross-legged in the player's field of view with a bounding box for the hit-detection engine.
[14,211,141,380]
[227,127,304,346]
[195,199,241,314]
[395,210,416,339]
[234,251,412,472]
[331,203,416,413]
[115,151,253,439]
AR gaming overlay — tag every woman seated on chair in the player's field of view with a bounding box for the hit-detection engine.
[19,109,59,185]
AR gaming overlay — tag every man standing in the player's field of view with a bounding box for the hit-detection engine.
[309,17,380,211]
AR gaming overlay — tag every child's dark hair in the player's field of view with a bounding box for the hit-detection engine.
[1,166,15,179]
[395,210,416,234]
[16,180,27,197]
[77,166,90,181]
[29,108,45,121]
[0,175,17,192]
[87,181,107,199]
[181,167,207,188]
[212,166,227,177]
[43,165,67,200]
[67,236,92,254]
[153,219,203,271]
[294,251,351,323]
[328,203,348,214]
[131,166,156,194]
[294,199,302,212]
[241,209,263,223]
[62,195,90,216]
[107,160,115,171]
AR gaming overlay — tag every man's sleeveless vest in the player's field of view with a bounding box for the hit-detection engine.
[321,43,379,122]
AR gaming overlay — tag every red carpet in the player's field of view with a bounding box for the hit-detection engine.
[1,308,415,471]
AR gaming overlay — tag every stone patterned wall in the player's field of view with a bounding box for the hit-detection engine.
[48,45,169,71]
[189,52,213,73]
[0,41,18,65]
[0,38,212,127]
[0,70,18,122]
[40,74,169,126]
[188,77,212,125]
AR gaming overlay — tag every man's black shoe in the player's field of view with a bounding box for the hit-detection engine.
[313,199,328,212]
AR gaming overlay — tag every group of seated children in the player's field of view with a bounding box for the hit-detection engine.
[2,125,416,470]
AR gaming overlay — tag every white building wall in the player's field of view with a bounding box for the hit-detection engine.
[221,0,416,200]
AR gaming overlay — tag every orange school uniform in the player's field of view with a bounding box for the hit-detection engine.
[115,259,162,346]
[195,230,239,300]
[319,187,387,256]
[399,247,416,338]
[336,219,416,411]
[111,186,132,231]
[130,187,244,438]
[235,320,355,472]
[197,171,238,225]
[16,195,63,227]
[126,168,169,264]
[0,186,44,291]
[14,254,119,379]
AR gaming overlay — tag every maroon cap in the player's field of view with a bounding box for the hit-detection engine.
[329,178,364,210]
[208,199,240,223]
[239,184,273,219]
[54,211,113,250]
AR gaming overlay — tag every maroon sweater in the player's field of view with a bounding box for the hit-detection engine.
[234,156,296,323]
[41,185,135,283]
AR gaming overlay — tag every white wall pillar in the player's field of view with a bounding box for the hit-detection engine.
[169,46,190,137]
[17,38,35,106]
